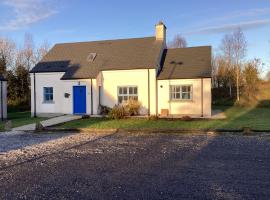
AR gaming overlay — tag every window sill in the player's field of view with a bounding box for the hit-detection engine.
[169,99,193,103]
[42,101,55,104]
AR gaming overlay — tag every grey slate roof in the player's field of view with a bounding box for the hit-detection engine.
[0,74,6,81]
[31,37,164,79]
[157,46,212,80]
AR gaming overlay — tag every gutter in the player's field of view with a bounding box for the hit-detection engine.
[148,69,150,116]
[201,78,204,117]
[90,79,93,115]
[34,73,37,118]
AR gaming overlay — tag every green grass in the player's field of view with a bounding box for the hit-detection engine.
[0,111,46,130]
[57,106,270,131]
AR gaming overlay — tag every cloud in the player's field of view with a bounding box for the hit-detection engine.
[212,8,270,23]
[184,19,270,35]
[0,0,58,31]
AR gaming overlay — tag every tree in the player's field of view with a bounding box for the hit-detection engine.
[232,28,247,101]
[266,70,270,81]
[242,59,261,101]
[168,35,187,48]
[0,38,15,74]
[23,33,35,70]
[219,33,234,97]
[219,28,247,100]
[35,40,50,63]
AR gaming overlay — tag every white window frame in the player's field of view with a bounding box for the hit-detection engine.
[117,86,138,104]
[43,87,54,103]
[170,85,193,101]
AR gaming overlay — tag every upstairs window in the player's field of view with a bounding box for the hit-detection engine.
[170,85,192,100]
[118,86,138,103]
[43,87,54,103]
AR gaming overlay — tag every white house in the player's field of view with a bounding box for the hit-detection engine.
[0,75,7,120]
[30,22,212,118]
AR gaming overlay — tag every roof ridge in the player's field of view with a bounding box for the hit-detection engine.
[166,46,211,50]
[55,36,156,46]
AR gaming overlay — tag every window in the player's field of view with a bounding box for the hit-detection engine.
[118,86,138,103]
[43,87,53,103]
[170,85,192,100]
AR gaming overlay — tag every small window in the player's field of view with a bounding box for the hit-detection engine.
[43,87,53,103]
[118,86,138,104]
[170,85,192,100]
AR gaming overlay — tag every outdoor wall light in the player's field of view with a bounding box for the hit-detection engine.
[64,93,70,98]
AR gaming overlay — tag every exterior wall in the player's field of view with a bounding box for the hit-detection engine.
[30,73,98,116]
[99,69,157,115]
[0,81,7,119]
[157,78,211,117]
[31,72,211,117]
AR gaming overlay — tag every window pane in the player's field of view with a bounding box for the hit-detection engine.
[175,93,180,99]
[129,87,133,94]
[182,93,190,100]
[123,88,127,94]
[118,96,123,103]
[175,86,180,93]
[182,86,190,93]
[133,87,137,95]
[119,87,123,94]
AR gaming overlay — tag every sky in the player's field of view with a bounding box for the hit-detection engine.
[0,0,269,75]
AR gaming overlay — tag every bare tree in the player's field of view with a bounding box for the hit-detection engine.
[35,40,50,63]
[168,35,187,48]
[219,34,234,97]
[266,70,270,81]
[232,28,247,101]
[0,38,16,74]
[23,33,35,70]
[219,28,247,100]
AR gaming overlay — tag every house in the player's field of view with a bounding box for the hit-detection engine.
[30,22,212,118]
[0,74,7,120]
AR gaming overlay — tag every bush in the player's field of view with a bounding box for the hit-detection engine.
[98,105,112,115]
[124,99,141,116]
[148,115,159,120]
[108,105,126,119]
[181,116,192,121]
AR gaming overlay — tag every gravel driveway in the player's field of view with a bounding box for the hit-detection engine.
[0,131,269,200]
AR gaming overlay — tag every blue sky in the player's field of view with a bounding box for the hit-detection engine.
[0,0,270,74]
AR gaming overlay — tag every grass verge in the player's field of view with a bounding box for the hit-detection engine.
[56,106,270,131]
[0,111,46,130]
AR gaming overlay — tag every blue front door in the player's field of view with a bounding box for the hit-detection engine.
[73,86,86,114]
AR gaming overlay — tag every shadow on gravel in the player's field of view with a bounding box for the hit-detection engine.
[0,131,76,153]
[0,132,269,199]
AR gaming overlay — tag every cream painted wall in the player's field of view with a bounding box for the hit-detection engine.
[0,81,7,119]
[100,69,157,115]
[30,73,98,116]
[31,72,211,117]
[157,78,211,117]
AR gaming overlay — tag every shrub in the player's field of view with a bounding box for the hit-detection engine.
[124,99,141,116]
[98,105,112,115]
[108,105,126,119]
[181,116,192,121]
[148,115,159,120]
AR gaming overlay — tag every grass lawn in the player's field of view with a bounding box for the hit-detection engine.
[0,111,46,130]
[57,106,270,131]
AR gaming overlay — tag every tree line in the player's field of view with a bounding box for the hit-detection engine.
[0,34,49,110]
[0,30,267,110]
[168,29,266,106]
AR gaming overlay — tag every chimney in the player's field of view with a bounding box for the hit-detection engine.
[155,21,166,41]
